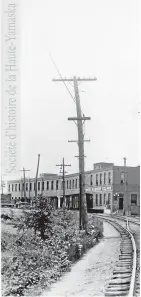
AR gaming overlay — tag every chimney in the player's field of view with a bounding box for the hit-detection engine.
[123,157,126,167]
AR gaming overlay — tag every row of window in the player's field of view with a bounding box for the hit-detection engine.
[9,178,79,193]
[95,193,111,206]
[95,172,112,186]
[9,180,58,192]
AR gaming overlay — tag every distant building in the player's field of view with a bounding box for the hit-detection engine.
[1,193,12,207]
[7,162,140,214]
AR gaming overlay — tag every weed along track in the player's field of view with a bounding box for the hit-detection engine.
[95,215,137,297]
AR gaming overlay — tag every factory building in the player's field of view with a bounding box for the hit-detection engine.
[7,162,140,214]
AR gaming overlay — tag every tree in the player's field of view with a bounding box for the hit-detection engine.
[19,195,54,240]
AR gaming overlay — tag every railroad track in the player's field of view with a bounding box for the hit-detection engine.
[95,215,138,296]
[128,220,140,297]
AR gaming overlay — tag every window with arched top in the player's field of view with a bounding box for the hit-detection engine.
[67,180,69,189]
[47,181,49,190]
[51,181,54,190]
[90,175,93,186]
[42,181,44,191]
[104,193,106,205]
[100,174,102,185]
[108,172,111,184]
[26,183,28,191]
[96,174,98,185]
[104,173,106,184]
[100,194,102,205]
[56,180,59,190]
[108,193,111,204]
[38,181,40,191]
[72,179,74,188]
[96,194,98,206]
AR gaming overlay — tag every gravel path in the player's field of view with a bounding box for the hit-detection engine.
[41,222,120,297]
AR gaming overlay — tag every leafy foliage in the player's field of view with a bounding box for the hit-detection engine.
[1,204,103,296]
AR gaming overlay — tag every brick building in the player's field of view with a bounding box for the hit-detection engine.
[7,162,140,214]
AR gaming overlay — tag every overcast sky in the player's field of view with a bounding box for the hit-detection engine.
[4,0,140,182]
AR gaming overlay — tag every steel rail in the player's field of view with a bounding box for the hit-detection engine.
[95,215,137,297]
[126,218,137,297]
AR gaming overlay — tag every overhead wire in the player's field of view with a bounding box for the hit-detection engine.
[49,52,88,137]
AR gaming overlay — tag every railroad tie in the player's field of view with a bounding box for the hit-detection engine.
[113,267,131,273]
[107,284,130,291]
[105,290,129,296]
[109,277,131,285]
[111,273,131,279]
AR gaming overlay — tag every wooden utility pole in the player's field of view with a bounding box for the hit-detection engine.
[35,154,40,199]
[56,158,71,206]
[1,176,5,195]
[123,157,127,215]
[53,76,96,230]
[41,176,44,196]
[19,168,30,201]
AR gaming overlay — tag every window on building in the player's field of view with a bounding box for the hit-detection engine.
[72,179,74,188]
[120,173,124,184]
[30,182,32,191]
[131,194,137,205]
[38,182,40,191]
[26,183,28,191]
[56,180,58,190]
[33,182,35,191]
[67,180,69,189]
[47,181,49,190]
[12,197,13,199]
[15,184,17,192]
[75,179,77,188]
[96,174,98,186]
[108,193,111,204]
[12,184,14,191]
[96,194,98,206]
[19,184,21,191]
[100,193,102,205]
[90,175,93,186]
[19,197,20,199]
[70,180,71,189]
[108,172,111,184]
[22,183,24,191]
[8,184,10,192]
[51,181,54,190]
[104,193,106,205]
[100,174,102,185]
[42,181,44,191]
[104,173,106,184]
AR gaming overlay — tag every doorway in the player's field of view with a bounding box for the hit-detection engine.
[119,197,123,210]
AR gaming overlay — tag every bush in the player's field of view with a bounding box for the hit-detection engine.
[1,207,103,296]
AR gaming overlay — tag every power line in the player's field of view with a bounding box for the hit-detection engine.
[49,53,76,103]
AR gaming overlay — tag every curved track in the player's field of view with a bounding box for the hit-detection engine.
[95,215,139,296]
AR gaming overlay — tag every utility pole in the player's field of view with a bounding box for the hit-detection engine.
[123,157,127,215]
[35,154,40,199]
[1,176,5,196]
[41,176,44,196]
[53,76,97,230]
[56,158,71,207]
[29,178,30,202]
[19,168,30,202]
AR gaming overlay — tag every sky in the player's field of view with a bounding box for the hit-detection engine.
[1,0,140,185]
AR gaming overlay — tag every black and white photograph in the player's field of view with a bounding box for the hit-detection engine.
[1,0,140,296]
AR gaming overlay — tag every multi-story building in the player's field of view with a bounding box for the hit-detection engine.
[7,162,140,214]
